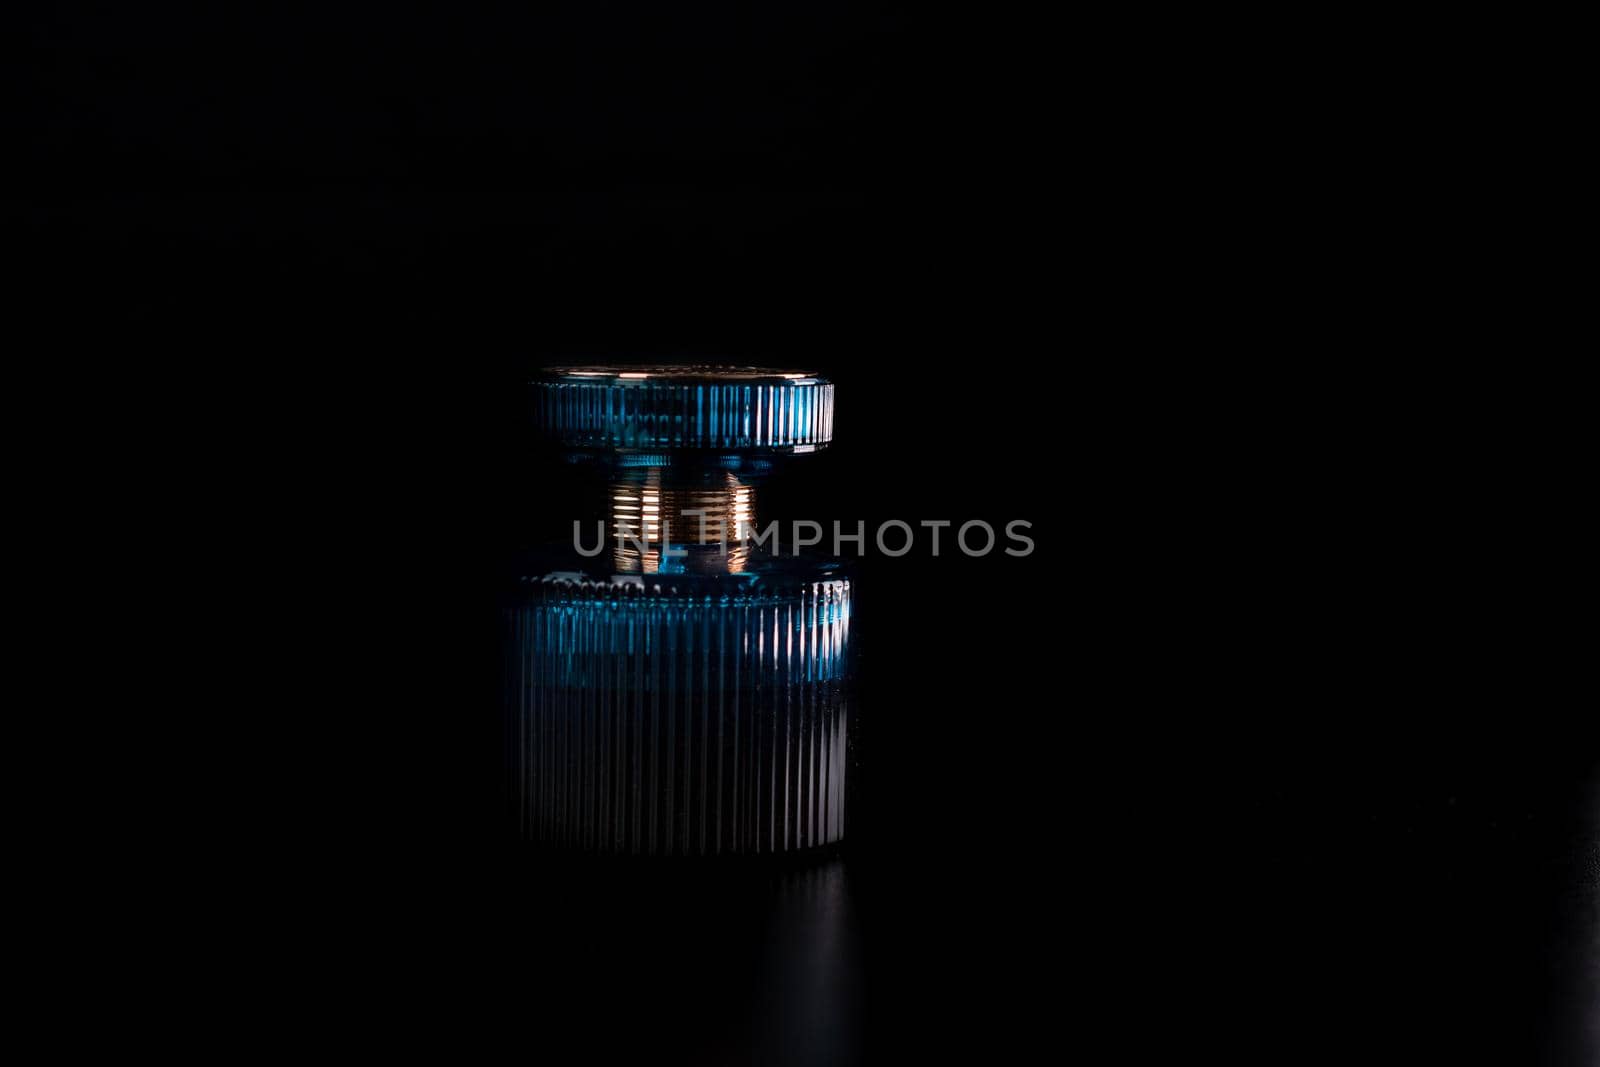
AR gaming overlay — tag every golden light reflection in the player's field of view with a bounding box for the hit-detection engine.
[610,471,756,574]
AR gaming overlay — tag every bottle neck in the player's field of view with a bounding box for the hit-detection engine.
[605,468,758,574]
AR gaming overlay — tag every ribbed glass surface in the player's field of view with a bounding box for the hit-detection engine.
[535,367,834,452]
[508,576,851,855]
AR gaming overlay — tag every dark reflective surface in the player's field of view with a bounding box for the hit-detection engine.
[476,854,864,1066]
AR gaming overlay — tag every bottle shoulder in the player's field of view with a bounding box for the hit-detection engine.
[507,547,853,604]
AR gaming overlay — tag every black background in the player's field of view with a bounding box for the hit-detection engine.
[15,6,1595,1064]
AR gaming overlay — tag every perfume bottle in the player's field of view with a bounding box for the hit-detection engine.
[507,366,853,855]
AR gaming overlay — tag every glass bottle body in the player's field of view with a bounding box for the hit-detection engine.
[507,456,854,855]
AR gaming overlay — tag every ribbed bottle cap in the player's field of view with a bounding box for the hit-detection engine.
[535,365,834,453]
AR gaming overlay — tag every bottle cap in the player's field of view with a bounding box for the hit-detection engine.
[535,365,833,453]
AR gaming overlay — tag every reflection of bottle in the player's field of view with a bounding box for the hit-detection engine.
[508,366,852,855]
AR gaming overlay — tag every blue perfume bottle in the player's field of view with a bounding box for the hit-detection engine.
[508,366,852,855]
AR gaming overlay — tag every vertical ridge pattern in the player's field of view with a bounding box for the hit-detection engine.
[536,378,835,451]
[509,580,852,854]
